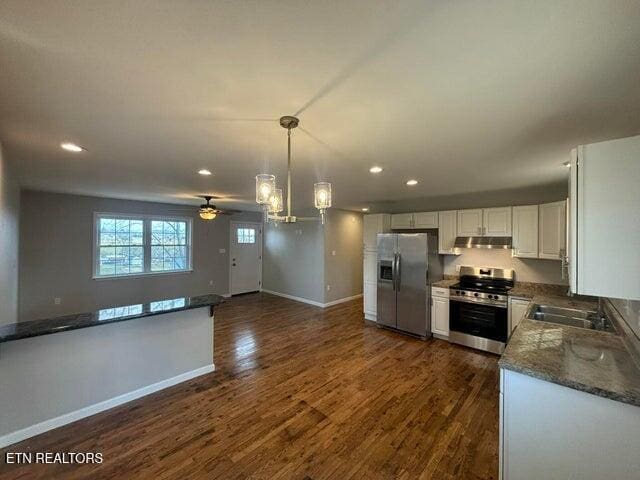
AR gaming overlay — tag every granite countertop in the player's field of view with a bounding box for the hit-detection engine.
[0,294,225,344]
[432,278,459,288]
[500,295,640,407]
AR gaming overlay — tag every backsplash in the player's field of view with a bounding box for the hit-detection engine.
[610,299,640,341]
[443,249,567,285]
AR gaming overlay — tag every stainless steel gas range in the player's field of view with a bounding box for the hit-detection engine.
[448,266,514,354]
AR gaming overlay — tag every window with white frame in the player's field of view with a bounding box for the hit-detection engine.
[95,214,192,278]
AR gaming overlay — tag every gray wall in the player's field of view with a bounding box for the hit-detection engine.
[262,209,364,305]
[0,144,20,326]
[18,190,261,321]
[324,209,363,303]
[443,249,567,285]
[262,209,325,304]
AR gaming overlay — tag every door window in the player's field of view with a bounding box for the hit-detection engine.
[237,228,256,244]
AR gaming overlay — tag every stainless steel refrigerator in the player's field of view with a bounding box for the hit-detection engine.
[376,233,443,337]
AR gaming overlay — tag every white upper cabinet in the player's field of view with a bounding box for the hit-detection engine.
[438,210,458,254]
[363,214,391,251]
[512,205,539,258]
[457,209,483,236]
[414,211,438,229]
[483,207,512,237]
[391,213,414,230]
[539,201,566,260]
[571,135,640,300]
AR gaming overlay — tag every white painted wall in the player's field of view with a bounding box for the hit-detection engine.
[0,144,20,326]
[444,248,567,284]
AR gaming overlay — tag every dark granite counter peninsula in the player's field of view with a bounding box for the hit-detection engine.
[0,293,224,344]
[1,294,221,448]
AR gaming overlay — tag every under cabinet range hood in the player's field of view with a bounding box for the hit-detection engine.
[453,236,512,249]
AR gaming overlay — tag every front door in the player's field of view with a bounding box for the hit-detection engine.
[230,222,262,295]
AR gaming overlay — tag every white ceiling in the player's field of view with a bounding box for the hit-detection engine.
[1,0,639,212]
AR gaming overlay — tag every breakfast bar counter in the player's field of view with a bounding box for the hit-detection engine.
[0,294,224,448]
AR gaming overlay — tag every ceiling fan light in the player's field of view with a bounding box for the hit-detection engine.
[256,174,276,205]
[199,206,217,220]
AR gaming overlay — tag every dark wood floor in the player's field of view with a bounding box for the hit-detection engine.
[0,293,499,479]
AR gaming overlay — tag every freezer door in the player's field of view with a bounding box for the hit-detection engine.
[396,234,428,336]
[376,234,397,328]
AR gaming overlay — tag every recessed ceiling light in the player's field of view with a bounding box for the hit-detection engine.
[369,166,383,173]
[60,142,85,152]
[198,169,212,176]
[406,179,418,186]
[362,207,369,212]
[563,161,571,168]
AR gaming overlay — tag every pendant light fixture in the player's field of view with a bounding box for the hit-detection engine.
[255,116,332,224]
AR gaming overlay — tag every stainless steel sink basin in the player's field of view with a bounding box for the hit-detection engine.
[527,304,616,333]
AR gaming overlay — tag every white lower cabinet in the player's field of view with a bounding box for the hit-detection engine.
[431,293,449,337]
[501,369,640,479]
[363,251,377,283]
[508,297,530,334]
[364,281,377,321]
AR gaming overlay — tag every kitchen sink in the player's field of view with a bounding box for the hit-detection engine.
[527,304,616,333]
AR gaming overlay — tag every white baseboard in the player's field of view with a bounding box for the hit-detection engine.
[222,293,232,298]
[0,364,215,449]
[364,312,377,322]
[324,293,363,307]
[260,290,362,308]
[260,289,325,307]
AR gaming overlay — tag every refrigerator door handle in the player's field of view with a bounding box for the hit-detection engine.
[391,254,396,291]
[396,253,401,291]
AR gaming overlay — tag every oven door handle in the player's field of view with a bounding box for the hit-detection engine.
[449,297,508,309]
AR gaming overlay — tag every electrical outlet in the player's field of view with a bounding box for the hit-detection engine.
[209,280,214,286]
[54,297,61,305]
[331,250,336,256]
[326,285,331,291]
[219,248,226,254]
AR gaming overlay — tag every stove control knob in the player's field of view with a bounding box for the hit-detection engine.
[474,293,479,297]
[460,291,465,295]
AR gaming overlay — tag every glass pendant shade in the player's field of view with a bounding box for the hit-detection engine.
[314,182,332,210]
[268,188,283,214]
[199,207,217,220]
[255,174,276,205]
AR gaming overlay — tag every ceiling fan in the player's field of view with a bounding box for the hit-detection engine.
[198,195,238,220]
